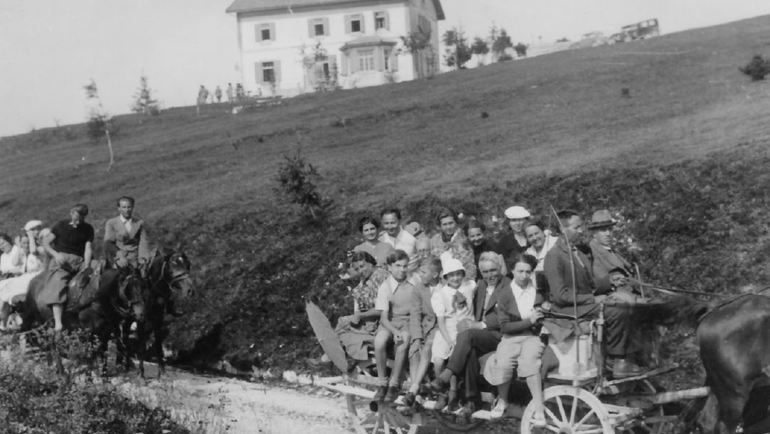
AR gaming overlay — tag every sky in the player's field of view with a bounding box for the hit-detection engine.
[1,0,769,138]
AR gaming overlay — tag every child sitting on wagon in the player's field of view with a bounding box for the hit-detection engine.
[403,256,442,406]
[373,250,422,402]
[430,254,477,409]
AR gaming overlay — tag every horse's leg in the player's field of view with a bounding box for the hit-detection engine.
[136,321,146,378]
[742,385,770,434]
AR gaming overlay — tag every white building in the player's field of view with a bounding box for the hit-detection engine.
[226,0,444,97]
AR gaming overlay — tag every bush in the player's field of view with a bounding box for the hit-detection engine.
[0,334,189,433]
[274,149,331,220]
[740,55,770,81]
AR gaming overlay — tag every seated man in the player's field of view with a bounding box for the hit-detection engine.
[372,250,421,402]
[430,251,508,408]
[103,196,150,271]
[543,209,642,378]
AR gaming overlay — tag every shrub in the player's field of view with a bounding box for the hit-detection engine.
[740,55,770,81]
[274,148,331,220]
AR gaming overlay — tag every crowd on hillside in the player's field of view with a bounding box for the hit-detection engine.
[332,205,652,420]
[0,197,151,333]
[197,83,249,105]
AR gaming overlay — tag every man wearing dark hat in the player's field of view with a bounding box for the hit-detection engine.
[587,210,634,294]
[543,209,642,378]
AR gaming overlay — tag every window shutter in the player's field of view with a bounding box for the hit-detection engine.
[269,23,276,41]
[255,25,262,42]
[322,17,330,36]
[384,12,389,30]
[255,62,263,83]
[308,19,314,38]
[274,60,282,84]
[359,15,365,33]
[345,15,351,34]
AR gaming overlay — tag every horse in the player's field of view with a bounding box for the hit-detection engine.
[691,294,770,434]
[132,247,194,377]
[20,266,146,374]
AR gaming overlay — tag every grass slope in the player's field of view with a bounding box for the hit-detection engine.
[2,16,770,373]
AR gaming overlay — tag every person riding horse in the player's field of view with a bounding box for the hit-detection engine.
[103,196,151,271]
[41,204,94,332]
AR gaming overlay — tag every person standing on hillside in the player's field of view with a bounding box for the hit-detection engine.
[226,83,234,103]
[197,85,209,105]
[104,196,150,271]
[214,86,223,103]
[41,204,93,332]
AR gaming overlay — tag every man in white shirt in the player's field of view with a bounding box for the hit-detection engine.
[378,208,416,258]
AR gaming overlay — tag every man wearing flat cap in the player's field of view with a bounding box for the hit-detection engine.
[587,210,634,294]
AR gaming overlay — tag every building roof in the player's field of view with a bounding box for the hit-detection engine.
[340,35,399,50]
[226,0,445,20]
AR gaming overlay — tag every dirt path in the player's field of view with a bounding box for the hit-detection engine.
[113,364,355,434]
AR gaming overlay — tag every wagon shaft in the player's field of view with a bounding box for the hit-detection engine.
[651,386,710,404]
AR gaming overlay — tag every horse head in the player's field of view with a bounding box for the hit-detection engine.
[145,247,195,306]
[119,270,147,323]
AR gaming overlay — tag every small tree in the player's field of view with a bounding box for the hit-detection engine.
[131,75,159,115]
[402,26,433,78]
[514,42,528,58]
[442,28,471,70]
[491,28,513,62]
[84,79,117,170]
[471,37,489,65]
[740,55,770,81]
[274,149,328,220]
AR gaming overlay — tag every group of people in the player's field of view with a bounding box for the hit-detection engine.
[335,205,650,420]
[197,83,247,105]
[0,196,151,332]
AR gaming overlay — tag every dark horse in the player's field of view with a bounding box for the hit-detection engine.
[693,294,770,434]
[130,248,194,377]
[21,267,146,373]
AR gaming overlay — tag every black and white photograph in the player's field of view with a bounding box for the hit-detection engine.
[2,1,770,433]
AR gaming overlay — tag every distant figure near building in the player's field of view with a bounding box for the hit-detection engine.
[197,85,209,106]
[226,83,234,103]
[235,83,244,102]
[215,86,223,103]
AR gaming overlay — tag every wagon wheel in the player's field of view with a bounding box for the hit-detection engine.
[346,395,418,434]
[521,385,614,434]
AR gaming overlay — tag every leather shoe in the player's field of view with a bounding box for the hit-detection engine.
[612,358,644,378]
[429,377,448,393]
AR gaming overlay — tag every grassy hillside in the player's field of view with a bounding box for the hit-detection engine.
[2,16,770,373]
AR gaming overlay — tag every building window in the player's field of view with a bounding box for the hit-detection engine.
[262,62,275,83]
[357,49,375,71]
[374,12,389,30]
[256,23,275,42]
[345,14,364,33]
[308,18,329,37]
[383,48,391,71]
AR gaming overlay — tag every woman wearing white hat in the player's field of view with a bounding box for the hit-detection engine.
[499,205,531,270]
[430,253,476,408]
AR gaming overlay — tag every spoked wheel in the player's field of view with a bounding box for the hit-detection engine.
[522,385,614,434]
[346,395,418,434]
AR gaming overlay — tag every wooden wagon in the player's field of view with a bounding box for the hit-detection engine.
[308,301,710,434]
